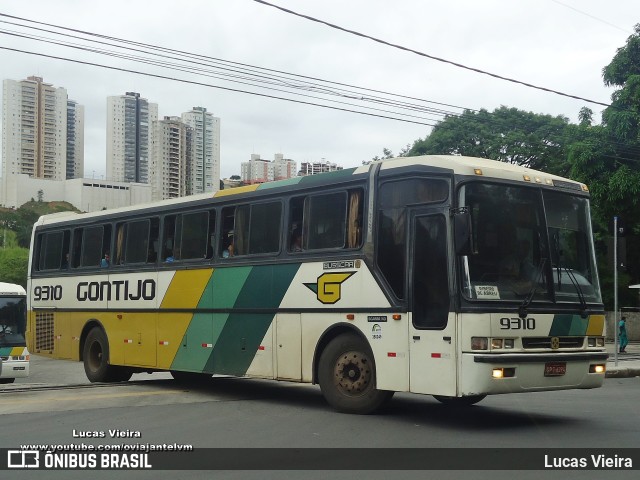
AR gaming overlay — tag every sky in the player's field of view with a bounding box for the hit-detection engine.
[0,0,638,180]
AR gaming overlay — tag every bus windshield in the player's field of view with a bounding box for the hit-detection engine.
[460,183,601,305]
[0,297,27,347]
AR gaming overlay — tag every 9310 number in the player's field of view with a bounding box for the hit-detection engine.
[499,317,536,330]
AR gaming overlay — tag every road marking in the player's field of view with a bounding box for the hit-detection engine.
[0,389,185,406]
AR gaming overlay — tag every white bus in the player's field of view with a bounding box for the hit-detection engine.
[0,282,30,384]
[27,155,607,412]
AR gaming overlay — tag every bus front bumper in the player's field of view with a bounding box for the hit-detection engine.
[459,352,607,395]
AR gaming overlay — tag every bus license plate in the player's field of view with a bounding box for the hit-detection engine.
[544,362,566,377]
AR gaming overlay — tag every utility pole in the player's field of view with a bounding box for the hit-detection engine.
[614,216,618,366]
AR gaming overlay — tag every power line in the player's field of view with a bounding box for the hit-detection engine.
[0,12,467,117]
[2,11,638,161]
[251,0,612,108]
[0,45,441,128]
[550,0,632,34]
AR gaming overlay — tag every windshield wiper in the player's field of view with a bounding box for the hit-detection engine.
[563,267,589,318]
[518,258,547,319]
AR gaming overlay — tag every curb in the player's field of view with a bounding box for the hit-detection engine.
[605,367,640,379]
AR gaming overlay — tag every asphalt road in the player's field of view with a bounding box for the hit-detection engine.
[0,355,638,480]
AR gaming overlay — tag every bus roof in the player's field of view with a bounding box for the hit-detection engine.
[0,282,26,296]
[33,155,586,228]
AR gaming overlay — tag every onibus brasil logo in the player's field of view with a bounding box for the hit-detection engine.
[304,272,355,304]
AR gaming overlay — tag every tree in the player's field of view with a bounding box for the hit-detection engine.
[0,247,29,288]
[407,106,572,176]
[37,189,44,202]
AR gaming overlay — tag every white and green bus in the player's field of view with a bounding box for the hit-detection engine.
[0,282,30,384]
[27,155,607,413]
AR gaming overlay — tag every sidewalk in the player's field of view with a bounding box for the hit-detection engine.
[605,340,640,378]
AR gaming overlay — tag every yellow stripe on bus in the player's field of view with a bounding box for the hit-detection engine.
[156,269,213,369]
[161,269,213,309]
[586,314,605,336]
[213,184,260,197]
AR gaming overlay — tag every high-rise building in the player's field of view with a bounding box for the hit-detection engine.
[2,76,70,182]
[272,153,297,181]
[150,116,194,201]
[106,92,158,183]
[241,153,297,184]
[181,107,220,194]
[66,100,84,179]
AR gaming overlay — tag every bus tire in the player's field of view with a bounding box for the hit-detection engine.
[318,333,393,414]
[433,394,486,406]
[83,327,124,383]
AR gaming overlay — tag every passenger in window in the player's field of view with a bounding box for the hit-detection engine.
[290,228,303,252]
[164,249,174,263]
[100,251,110,268]
[222,232,234,258]
[62,253,70,269]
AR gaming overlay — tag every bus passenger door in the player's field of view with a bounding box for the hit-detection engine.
[408,213,457,396]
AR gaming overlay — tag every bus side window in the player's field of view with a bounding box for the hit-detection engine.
[288,197,305,253]
[73,225,110,269]
[303,192,347,250]
[207,210,216,259]
[179,211,211,260]
[220,207,236,258]
[162,215,176,262]
[37,230,70,271]
[147,217,160,263]
[249,202,281,254]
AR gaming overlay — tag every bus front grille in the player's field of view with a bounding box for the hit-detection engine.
[522,337,584,349]
[35,312,55,353]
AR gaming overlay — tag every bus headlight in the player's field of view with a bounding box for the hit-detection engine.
[489,338,515,350]
[471,337,488,350]
[587,337,605,347]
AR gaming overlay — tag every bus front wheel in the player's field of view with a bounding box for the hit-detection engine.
[318,333,393,414]
[83,327,132,383]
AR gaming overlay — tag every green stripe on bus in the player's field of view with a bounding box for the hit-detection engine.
[297,168,357,186]
[170,266,253,372]
[257,177,303,190]
[549,314,589,336]
[210,266,253,309]
[171,264,300,375]
[204,263,301,375]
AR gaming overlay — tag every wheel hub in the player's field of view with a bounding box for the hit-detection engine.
[334,351,371,395]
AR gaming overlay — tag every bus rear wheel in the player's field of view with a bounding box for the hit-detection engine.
[433,394,486,406]
[83,327,132,383]
[318,333,393,414]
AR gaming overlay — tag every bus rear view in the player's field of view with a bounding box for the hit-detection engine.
[0,283,30,384]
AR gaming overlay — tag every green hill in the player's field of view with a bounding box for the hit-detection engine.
[17,200,79,216]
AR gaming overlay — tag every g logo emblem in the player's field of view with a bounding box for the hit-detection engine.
[304,272,355,304]
[550,337,560,350]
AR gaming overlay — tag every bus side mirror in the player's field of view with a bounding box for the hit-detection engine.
[454,210,474,256]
